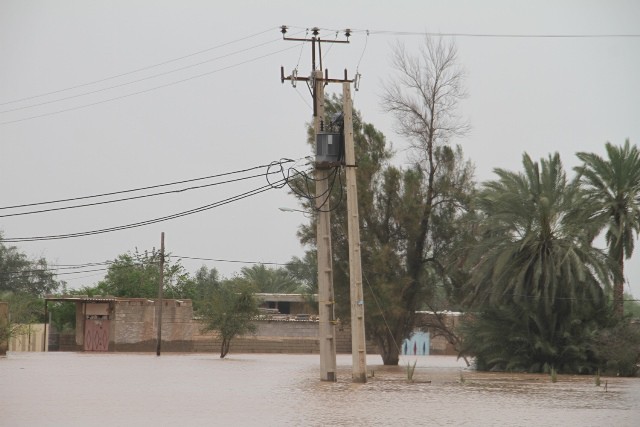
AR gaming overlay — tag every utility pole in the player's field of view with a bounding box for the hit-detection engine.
[343,82,367,382]
[156,232,165,356]
[280,27,350,381]
[313,68,337,381]
[280,26,367,383]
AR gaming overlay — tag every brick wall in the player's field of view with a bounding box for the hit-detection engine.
[191,320,374,355]
[112,299,194,351]
[192,319,321,354]
[67,298,379,355]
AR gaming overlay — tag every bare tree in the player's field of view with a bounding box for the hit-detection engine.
[371,36,471,364]
[382,36,469,165]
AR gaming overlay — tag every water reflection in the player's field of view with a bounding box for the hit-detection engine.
[1,353,638,426]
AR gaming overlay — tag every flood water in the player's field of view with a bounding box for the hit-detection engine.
[1,352,638,426]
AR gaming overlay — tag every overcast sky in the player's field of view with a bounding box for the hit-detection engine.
[1,1,639,297]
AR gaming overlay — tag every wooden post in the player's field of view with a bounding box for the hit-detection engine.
[343,81,367,382]
[315,69,337,381]
[156,232,165,356]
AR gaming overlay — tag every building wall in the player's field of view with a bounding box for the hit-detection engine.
[45,297,381,355]
[75,301,84,346]
[192,319,358,354]
[8,324,46,352]
[112,299,194,352]
[107,298,346,354]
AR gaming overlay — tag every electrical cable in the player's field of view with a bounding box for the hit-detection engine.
[352,29,369,95]
[363,271,402,354]
[355,30,370,72]
[0,27,277,107]
[362,29,640,38]
[1,43,303,126]
[0,159,294,211]
[47,267,111,276]
[0,255,297,278]
[286,166,330,204]
[294,28,309,71]
[286,26,640,38]
[175,255,290,267]
[0,36,288,115]
[0,170,281,218]
[0,177,288,243]
[293,87,313,110]
[320,30,340,60]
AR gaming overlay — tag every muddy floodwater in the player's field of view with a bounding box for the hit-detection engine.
[1,352,638,426]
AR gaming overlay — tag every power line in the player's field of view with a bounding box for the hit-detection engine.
[0,158,319,245]
[0,176,290,243]
[291,26,640,39]
[0,35,287,115]
[0,27,277,107]
[0,257,167,276]
[0,266,108,277]
[6,255,640,304]
[174,255,290,267]
[0,170,280,218]
[1,43,303,126]
[0,255,296,278]
[366,29,640,38]
[0,159,293,212]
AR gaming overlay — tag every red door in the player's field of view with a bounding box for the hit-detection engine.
[84,318,110,351]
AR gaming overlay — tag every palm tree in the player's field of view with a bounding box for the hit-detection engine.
[238,264,305,294]
[468,153,611,310]
[575,139,640,317]
[464,153,614,372]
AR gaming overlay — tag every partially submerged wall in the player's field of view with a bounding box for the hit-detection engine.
[112,299,194,352]
[192,320,370,355]
[43,297,379,355]
[193,320,322,354]
[8,324,46,352]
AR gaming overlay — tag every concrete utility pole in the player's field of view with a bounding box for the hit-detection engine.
[343,82,367,382]
[280,26,366,382]
[156,232,165,356]
[313,69,337,381]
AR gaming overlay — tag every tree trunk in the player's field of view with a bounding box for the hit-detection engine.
[220,337,230,358]
[614,254,625,318]
[377,333,400,365]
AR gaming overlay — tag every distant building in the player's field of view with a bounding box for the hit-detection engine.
[255,293,317,319]
[39,294,358,354]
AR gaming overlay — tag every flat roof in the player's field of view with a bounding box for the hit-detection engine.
[44,293,318,304]
[44,295,118,303]
[254,293,317,303]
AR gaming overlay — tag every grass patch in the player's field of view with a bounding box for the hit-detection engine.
[406,360,417,382]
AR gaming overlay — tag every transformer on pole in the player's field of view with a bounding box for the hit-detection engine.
[279,26,366,383]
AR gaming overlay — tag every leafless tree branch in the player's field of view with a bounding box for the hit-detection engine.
[382,36,470,167]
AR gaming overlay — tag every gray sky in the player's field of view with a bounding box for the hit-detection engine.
[1,1,639,297]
